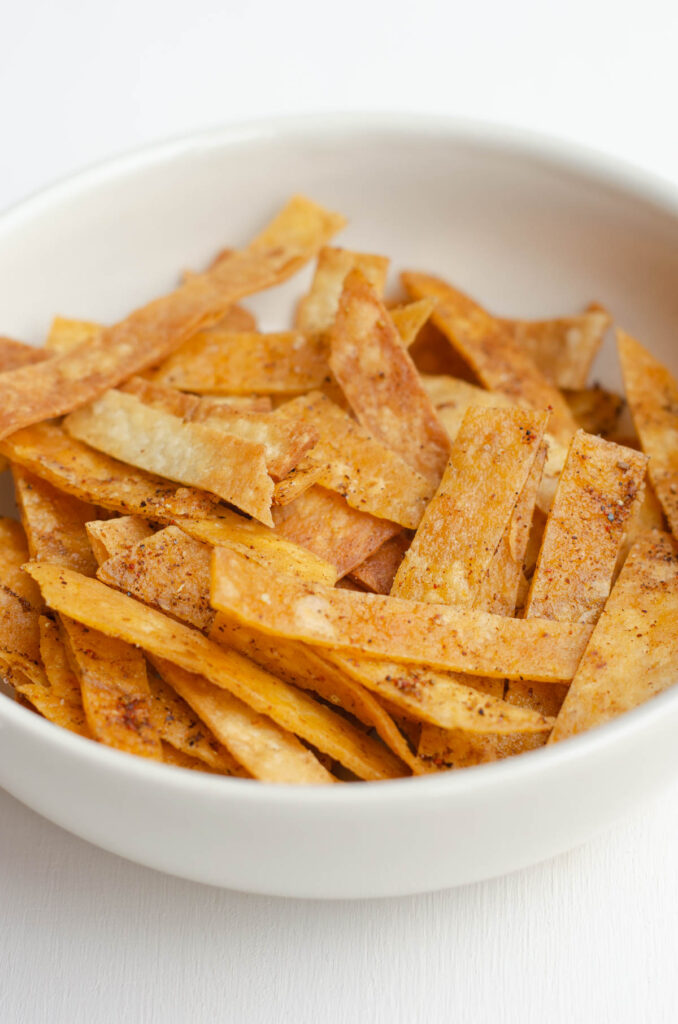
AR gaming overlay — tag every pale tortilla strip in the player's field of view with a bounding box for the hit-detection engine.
[0,195,345,439]
[0,336,48,370]
[65,389,275,525]
[0,422,219,521]
[401,273,578,446]
[13,466,99,577]
[330,270,449,484]
[348,533,411,594]
[564,386,624,437]
[295,246,389,334]
[210,547,592,681]
[391,408,548,604]
[45,316,101,353]
[617,329,678,539]
[272,486,401,577]
[26,564,406,781]
[59,615,162,760]
[550,532,678,741]
[389,298,437,348]
[498,305,611,389]
[0,518,43,684]
[86,517,155,566]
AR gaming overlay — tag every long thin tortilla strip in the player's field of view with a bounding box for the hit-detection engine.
[25,564,406,781]
[210,548,592,681]
[550,532,678,741]
[13,466,99,577]
[401,272,578,446]
[65,389,274,525]
[296,247,389,334]
[0,519,44,684]
[498,305,611,389]
[0,336,48,370]
[0,196,344,439]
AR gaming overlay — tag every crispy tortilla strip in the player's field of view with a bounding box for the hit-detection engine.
[152,330,331,396]
[271,393,433,528]
[150,658,331,784]
[295,247,389,334]
[160,744,221,772]
[272,459,324,506]
[401,273,578,445]
[15,616,93,737]
[0,195,345,439]
[65,389,274,525]
[178,512,337,584]
[45,316,101,353]
[0,518,43,683]
[26,564,405,780]
[210,615,424,774]
[59,615,162,759]
[122,377,200,418]
[272,486,401,577]
[210,547,592,681]
[389,298,437,348]
[409,319,477,378]
[86,517,155,566]
[147,669,248,776]
[13,466,99,577]
[550,532,678,741]
[564,386,624,437]
[392,408,548,604]
[98,526,214,631]
[498,305,611,389]
[614,481,666,580]
[0,336,48,370]
[1,422,219,521]
[348,533,411,594]
[418,728,548,768]
[618,329,678,539]
[330,271,449,484]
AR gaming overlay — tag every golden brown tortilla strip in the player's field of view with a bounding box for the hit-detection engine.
[330,271,449,484]
[618,329,678,539]
[550,532,678,741]
[348,533,411,594]
[564,386,625,437]
[272,486,401,577]
[1,422,219,521]
[401,273,578,446]
[26,564,406,781]
[17,616,92,738]
[45,316,101,353]
[0,336,48,370]
[418,728,548,768]
[498,305,611,389]
[392,408,548,604]
[210,547,592,681]
[160,744,221,772]
[272,459,325,505]
[389,298,437,348]
[13,466,99,577]
[0,518,43,684]
[85,517,155,566]
[0,195,345,439]
[614,481,666,580]
[295,247,389,334]
[64,389,275,525]
[121,376,200,418]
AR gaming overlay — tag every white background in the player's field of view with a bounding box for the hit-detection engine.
[2,1,678,1021]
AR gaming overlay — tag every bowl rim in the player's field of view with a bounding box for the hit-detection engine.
[2,110,678,808]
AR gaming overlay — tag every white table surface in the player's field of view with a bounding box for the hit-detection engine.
[3,2,678,1021]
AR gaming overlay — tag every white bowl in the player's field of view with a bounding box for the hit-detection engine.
[2,114,678,899]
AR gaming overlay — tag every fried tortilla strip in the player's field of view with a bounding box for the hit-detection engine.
[550,532,678,741]
[160,744,221,772]
[498,305,611,389]
[389,298,437,348]
[210,548,591,681]
[121,377,200,418]
[15,616,92,738]
[1,422,219,521]
[392,408,548,604]
[150,659,331,784]
[59,615,162,759]
[618,329,678,539]
[26,564,405,780]
[86,517,155,566]
[65,389,274,525]
[564,386,625,437]
[45,316,101,353]
[614,481,666,580]
[330,271,449,484]
[13,466,99,577]
[348,533,411,594]
[272,459,324,506]
[271,393,433,528]
[0,195,345,438]
[0,336,48,370]
[401,273,578,446]
[272,487,401,577]
[178,513,337,584]
[0,518,43,684]
[296,247,389,334]
[418,728,548,768]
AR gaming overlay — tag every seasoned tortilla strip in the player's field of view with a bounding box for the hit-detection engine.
[65,389,274,525]
[614,481,666,580]
[272,459,325,506]
[210,547,592,681]
[348,533,411,594]
[0,196,344,439]
[564,386,624,437]
[389,299,437,348]
[550,532,678,741]
[418,728,548,768]
[0,518,43,684]
[392,408,548,604]
[13,466,99,577]
[498,305,611,389]
[45,316,101,353]
[296,247,389,334]
[26,564,406,781]
[86,517,155,566]
[401,273,578,446]
[272,486,401,577]
[0,336,48,370]
[59,615,162,759]
[150,659,332,784]
[330,271,449,484]
[618,329,678,539]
